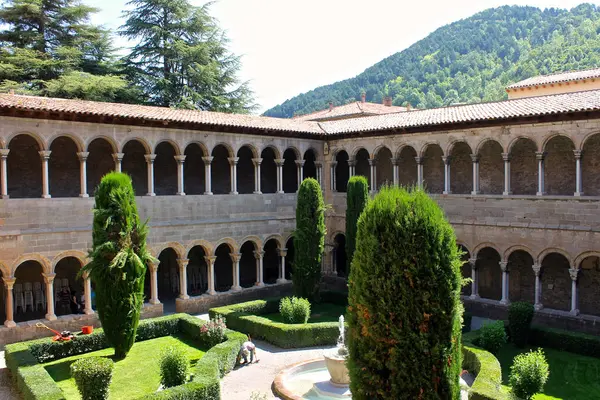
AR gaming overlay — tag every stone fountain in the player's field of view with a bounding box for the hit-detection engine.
[323,315,350,385]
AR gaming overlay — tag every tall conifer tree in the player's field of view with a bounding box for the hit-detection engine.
[120,0,255,112]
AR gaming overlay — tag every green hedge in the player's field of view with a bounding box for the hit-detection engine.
[5,314,246,400]
[210,297,340,348]
[462,345,509,400]
[530,325,600,358]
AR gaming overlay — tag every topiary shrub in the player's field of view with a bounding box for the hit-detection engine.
[509,349,550,400]
[81,172,155,358]
[279,296,311,323]
[479,321,508,355]
[345,176,368,275]
[71,356,114,400]
[347,187,463,399]
[509,302,535,348]
[293,178,326,301]
[159,346,189,388]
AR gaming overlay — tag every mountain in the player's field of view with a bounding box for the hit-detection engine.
[263,4,600,118]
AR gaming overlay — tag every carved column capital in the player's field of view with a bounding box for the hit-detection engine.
[204,255,217,265]
[148,261,160,273]
[229,253,242,263]
[76,152,90,161]
[532,263,542,276]
[414,156,423,165]
[39,150,52,160]
[535,151,547,161]
[501,153,511,162]
[252,158,263,167]
[573,150,583,159]
[470,154,480,163]
[442,156,451,165]
[278,248,288,257]
[253,250,265,260]
[42,273,56,284]
[202,156,214,165]
[0,149,10,158]
[3,277,15,289]
[112,152,124,162]
[228,157,239,166]
[468,258,477,268]
[275,158,285,167]
[499,261,508,272]
[569,267,579,281]
[174,155,186,163]
[176,258,189,269]
[295,160,305,167]
[348,160,356,167]
[144,154,156,163]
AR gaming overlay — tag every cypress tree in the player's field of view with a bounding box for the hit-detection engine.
[81,172,155,359]
[347,187,463,399]
[345,176,368,275]
[293,178,326,301]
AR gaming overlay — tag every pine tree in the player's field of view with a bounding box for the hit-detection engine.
[345,176,368,275]
[120,0,255,113]
[81,173,155,359]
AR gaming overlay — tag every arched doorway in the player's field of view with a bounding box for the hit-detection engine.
[422,144,444,194]
[211,144,231,195]
[237,146,256,194]
[285,237,294,281]
[582,134,600,195]
[303,149,317,180]
[335,150,349,192]
[260,147,277,194]
[540,252,571,311]
[239,241,258,288]
[375,147,393,190]
[510,138,537,195]
[154,142,178,196]
[87,138,115,196]
[54,257,83,316]
[7,134,42,198]
[397,146,417,188]
[214,244,233,292]
[478,140,503,194]
[334,234,347,277]
[263,239,280,284]
[283,148,298,193]
[49,136,79,197]
[578,256,600,316]
[14,261,45,322]
[183,143,206,195]
[122,140,148,196]
[156,248,179,303]
[187,246,208,296]
[544,136,575,196]
[507,250,535,304]
[449,142,472,194]
[354,148,370,190]
[476,247,502,301]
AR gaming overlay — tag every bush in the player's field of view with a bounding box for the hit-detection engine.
[279,297,311,324]
[293,178,326,301]
[463,311,473,333]
[347,187,463,399]
[509,349,550,400]
[529,325,600,358]
[81,172,155,358]
[71,356,114,400]
[160,347,189,388]
[508,302,534,348]
[462,346,510,400]
[479,321,507,355]
[199,316,227,348]
[345,176,368,275]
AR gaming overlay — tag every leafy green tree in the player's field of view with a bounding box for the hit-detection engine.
[120,0,255,113]
[345,176,368,275]
[81,173,155,359]
[347,187,463,399]
[293,178,326,301]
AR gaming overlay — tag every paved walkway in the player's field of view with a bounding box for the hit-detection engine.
[0,352,19,400]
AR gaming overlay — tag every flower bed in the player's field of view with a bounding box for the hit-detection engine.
[5,313,246,400]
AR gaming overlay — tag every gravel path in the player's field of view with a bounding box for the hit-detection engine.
[0,352,20,400]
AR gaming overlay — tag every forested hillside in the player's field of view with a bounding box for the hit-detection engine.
[264,4,600,118]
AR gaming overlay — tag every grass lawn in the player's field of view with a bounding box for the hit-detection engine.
[44,335,206,400]
[263,302,347,324]
[496,343,600,399]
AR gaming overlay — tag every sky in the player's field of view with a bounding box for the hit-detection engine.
[89,0,592,114]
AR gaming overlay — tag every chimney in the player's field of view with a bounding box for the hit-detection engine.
[406,102,412,111]
[383,96,392,107]
[329,102,334,111]
[9,89,14,95]
[361,92,366,103]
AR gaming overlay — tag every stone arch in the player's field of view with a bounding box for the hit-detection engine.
[154,141,178,195]
[240,235,263,251]
[509,137,538,195]
[581,132,600,195]
[285,236,294,280]
[458,244,471,296]
[263,235,284,249]
[260,146,277,194]
[335,150,350,193]
[7,133,43,198]
[51,250,88,272]
[283,148,298,193]
[397,145,417,187]
[186,245,208,296]
[263,238,280,284]
[185,240,214,257]
[183,142,206,195]
[422,143,444,194]
[575,251,600,268]
[13,259,45,320]
[86,136,118,153]
[0,261,9,278]
[122,137,152,154]
[354,148,370,189]
[154,247,179,301]
[7,131,45,150]
[449,141,472,194]
[47,133,84,153]
[375,146,393,189]
[350,146,368,161]
[11,254,52,276]
[261,145,281,160]
[577,254,600,316]
[54,256,84,316]
[211,144,232,195]
[303,148,317,180]
[476,247,502,301]
[87,138,115,196]
[334,233,347,278]
[49,135,80,197]
[502,245,534,262]
[122,139,148,196]
[214,243,233,292]
[473,242,502,258]
[182,140,209,157]
[154,140,181,156]
[537,248,572,265]
[152,242,186,260]
[507,249,535,304]
[544,135,575,195]
[214,237,239,254]
[540,251,571,311]
[237,145,256,194]
[477,139,504,195]
[237,143,259,159]
[475,138,506,155]
[240,240,258,288]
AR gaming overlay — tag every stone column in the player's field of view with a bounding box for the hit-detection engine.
[415,157,423,188]
[533,263,543,311]
[77,152,90,198]
[175,155,186,195]
[204,256,217,295]
[43,273,57,320]
[39,150,52,198]
[502,153,511,195]
[471,154,480,195]
[83,272,93,315]
[149,261,160,304]
[202,156,213,195]
[277,248,288,283]
[230,253,242,291]
[1,149,9,199]
[469,258,479,299]
[348,160,356,177]
[228,157,239,195]
[113,153,124,172]
[295,160,305,189]
[252,158,262,194]
[500,261,509,305]
[275,159,284,193]
[177,258,190,299]
[368,158,376,193]
[144,154,156,196]
[254,250,265,286]
[569,267,579,315]
[442,156,451,194]
[391,158,399,186]
[4,278,16,328]
[574,150,583,196]
[536,151,546,196]
[315,162,323,189]
[330,161,337,191]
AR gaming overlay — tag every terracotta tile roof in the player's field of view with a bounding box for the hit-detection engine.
[318,89,600,135]
[506,68,600,90]
[293,101,407,121]
[0,94,325,134]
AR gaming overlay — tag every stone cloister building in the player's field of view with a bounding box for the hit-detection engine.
[2,69,600,342]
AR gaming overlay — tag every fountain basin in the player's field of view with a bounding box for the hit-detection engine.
[323,351,350,385]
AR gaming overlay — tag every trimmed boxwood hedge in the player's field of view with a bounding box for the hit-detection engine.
[209,297,342,348]
[5,314,246,400]
[529,325,600,358]
[462,346,510,400]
